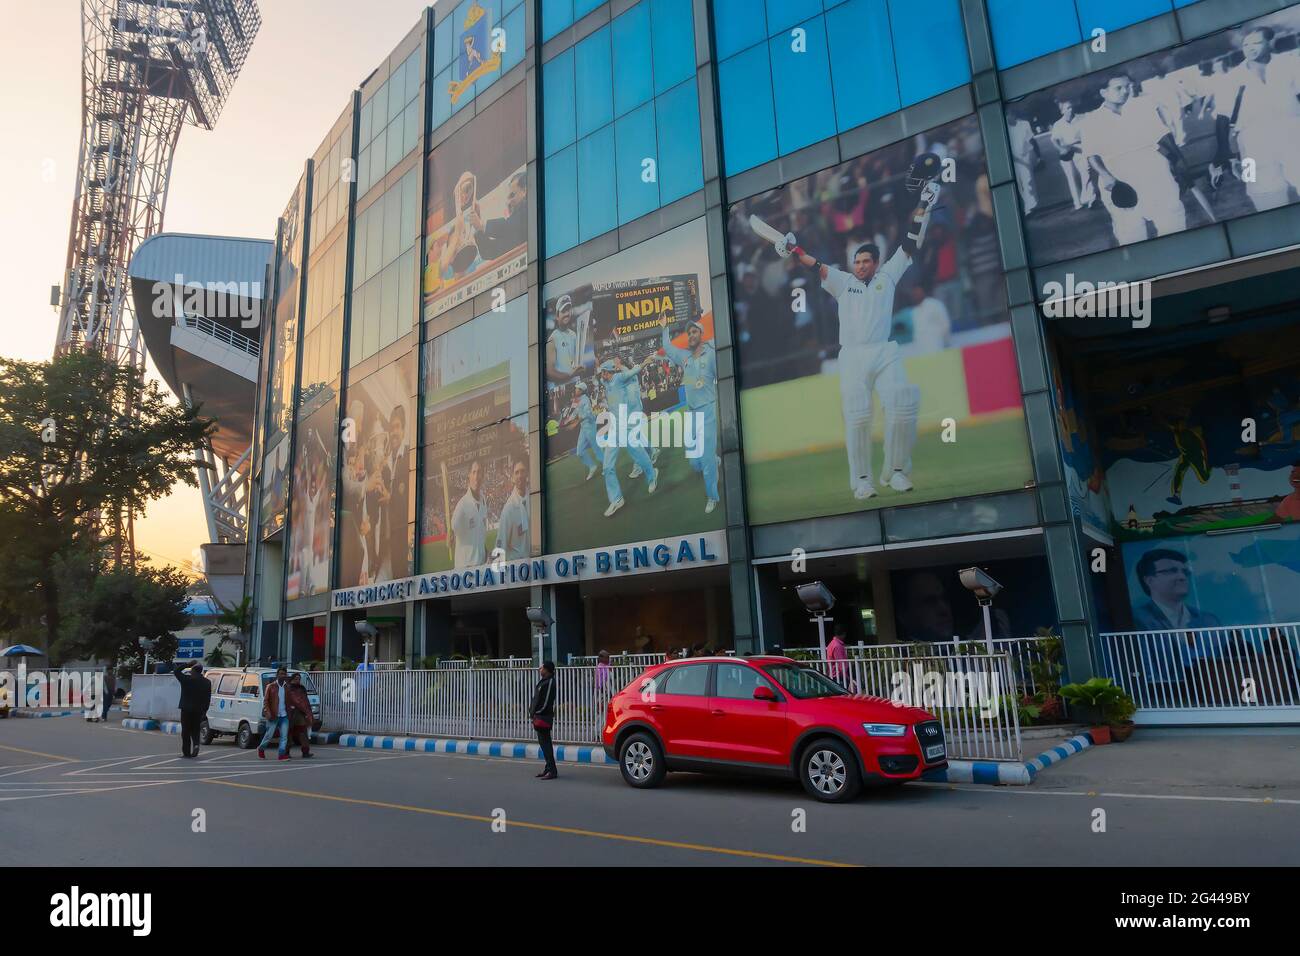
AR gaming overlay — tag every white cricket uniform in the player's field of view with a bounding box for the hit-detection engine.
[1079,99,1185,245]
[1008,118,1038,213]
[822,249,916,487]
[1214,54,1300,211]
[1050,114,1094,207]
[498,489,529,560]
[910,296,952,354]
[550,326,578,378]
[451,489,488,567]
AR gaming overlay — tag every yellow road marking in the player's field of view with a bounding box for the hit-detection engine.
[203,778,857,867]
[0,743,79,762]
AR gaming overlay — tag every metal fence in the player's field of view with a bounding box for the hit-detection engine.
[1100,623,1300,719]
[785,637,1052,697]
[314,663,645,745]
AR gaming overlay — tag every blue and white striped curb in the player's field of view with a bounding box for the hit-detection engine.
[337,733,611,764]
[12,709,80,718]
[923,733,1094,786]
[122,718,160,731]
[309,730,342,744]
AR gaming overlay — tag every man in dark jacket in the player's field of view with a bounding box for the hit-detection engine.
[529,661,558,780]
[172,661,212,758]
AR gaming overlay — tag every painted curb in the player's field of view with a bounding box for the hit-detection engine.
[337,733,611,764]
[922,733,1094,786]
[122,718,160,730]
[12,709,80,719]
[309,730,342,744]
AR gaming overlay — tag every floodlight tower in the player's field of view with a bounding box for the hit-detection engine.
[54,0,261,368]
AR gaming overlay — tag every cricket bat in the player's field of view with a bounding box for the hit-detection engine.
[748,214,804,257]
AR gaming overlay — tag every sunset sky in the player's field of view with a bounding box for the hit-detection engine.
[0,1,432,574]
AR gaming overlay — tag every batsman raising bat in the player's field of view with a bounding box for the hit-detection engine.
[752,153,943,500]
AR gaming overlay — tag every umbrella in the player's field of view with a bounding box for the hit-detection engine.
[0,645,44,658]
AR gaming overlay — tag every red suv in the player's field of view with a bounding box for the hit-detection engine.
[602,656,947,802]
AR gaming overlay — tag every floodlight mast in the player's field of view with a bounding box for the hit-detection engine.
[52,0,260,557]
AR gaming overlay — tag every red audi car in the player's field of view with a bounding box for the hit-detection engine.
[602,656,947,802]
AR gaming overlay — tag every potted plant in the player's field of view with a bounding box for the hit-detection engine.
[1060,677,1129,744]
[1103,686,1137,742]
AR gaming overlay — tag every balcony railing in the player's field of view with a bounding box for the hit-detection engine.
[180,313,259,358]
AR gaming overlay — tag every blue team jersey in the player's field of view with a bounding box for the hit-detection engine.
[662,328,717,409]
[576,394,597,426]
[606,368,643,413]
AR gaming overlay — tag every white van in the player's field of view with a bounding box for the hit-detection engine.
[199,667,321,749]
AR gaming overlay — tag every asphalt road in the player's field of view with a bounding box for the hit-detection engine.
[3,714,1298,866]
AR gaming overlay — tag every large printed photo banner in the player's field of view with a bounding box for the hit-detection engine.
[543,218,724,553]
[266,174,308,454]
[286,387,339,602]
[1093,324,1300,543]
[1007,7,1300,267]
[337,353,416,589]
[727,114,1032,525]
[420,298,530,573]
[422,82,528,321]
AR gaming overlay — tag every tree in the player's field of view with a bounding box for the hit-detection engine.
[57,564,192,671]
[202,595,252,667]
[0,351,213,649]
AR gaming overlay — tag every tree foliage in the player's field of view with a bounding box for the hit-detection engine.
[0,350,213,651]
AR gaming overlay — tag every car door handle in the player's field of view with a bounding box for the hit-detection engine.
[649,705,664,711]
[710,709,725,716]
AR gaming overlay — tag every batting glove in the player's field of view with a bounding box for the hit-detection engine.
[775,232,797,259]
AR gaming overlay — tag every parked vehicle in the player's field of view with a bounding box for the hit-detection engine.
[602,656,947,803]
[199,667,321,749]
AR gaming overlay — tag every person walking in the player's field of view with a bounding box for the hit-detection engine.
[530,661,558,780]
[171,661,212,759]
[286,673,315,758]
[258,666,292,761]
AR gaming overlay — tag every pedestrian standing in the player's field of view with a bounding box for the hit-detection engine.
[595,649,612,697]
[101,668,115,722]
[172,661,212,758]
[530,660,558,780]
[258,666,292,760]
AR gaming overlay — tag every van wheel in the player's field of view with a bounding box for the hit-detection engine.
[799,738,862,803]
[235,723,255,749]
[618,732,666,789]
[198,718,215,746]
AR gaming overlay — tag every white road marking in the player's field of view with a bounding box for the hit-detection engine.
[916,782,1300,806]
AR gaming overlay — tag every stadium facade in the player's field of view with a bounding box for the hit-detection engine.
[244,0,1300,705]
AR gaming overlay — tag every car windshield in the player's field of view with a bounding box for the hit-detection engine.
[763,663,849,699]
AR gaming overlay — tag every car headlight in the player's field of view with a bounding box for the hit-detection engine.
[862,723,908,737]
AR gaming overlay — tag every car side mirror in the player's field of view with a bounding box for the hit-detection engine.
[753,686,777,702]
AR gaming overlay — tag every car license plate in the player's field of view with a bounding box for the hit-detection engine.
[925,744,945,760]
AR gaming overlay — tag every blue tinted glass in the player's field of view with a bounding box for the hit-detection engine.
[577,127,618,242]
[431,67,452,130]
[827,0,899,130]
[768,17,836,154]
[888,0,970,106]
[433,14,454,74]
[575,27,614,138]
[541,0,574,42]
[575,0,605,18]
[765,0,823,35]
[543,48,576,155]
[615,103,660,224]
[502,4,526,73]
[613,2,654,115]
[545,145,579,255]
[717,45,777,175]
[986,0,1082,69]
[651,0,695,95]
[655,78,703,204]
[1075,0,1171,33]
[712,0,767,59]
